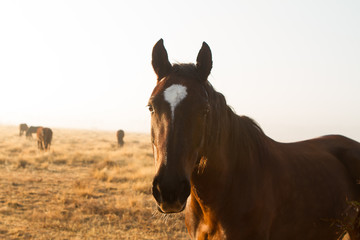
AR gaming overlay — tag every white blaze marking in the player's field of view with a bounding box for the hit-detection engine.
[163,84,187,120]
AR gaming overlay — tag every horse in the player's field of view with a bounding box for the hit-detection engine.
[26,126,40,139]
[37,127,53,151]
[19,123,28,136]
[116,129,125,147]
[148,39,360,240]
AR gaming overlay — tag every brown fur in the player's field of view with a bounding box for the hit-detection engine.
[19,123,28,136]
[149,39,360,240]
[37,127,52,151]
[26,126,40,139]
[116,129,125,147]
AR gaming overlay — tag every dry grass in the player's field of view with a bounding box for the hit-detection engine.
[0,125,189,240]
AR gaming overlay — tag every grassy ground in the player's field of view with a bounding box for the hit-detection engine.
[0,125,189,240]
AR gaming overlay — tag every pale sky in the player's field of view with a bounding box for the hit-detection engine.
[0,0,359,142]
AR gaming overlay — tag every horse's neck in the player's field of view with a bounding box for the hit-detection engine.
[192,105,266,204]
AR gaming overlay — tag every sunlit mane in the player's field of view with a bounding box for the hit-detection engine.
[202,80,267,160]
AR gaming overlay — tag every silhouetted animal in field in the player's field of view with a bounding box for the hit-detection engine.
[26,126,41,139]
[116,129,125,147]
[37,127,53,151]
[148,39,360,240]
[19,123,28,136]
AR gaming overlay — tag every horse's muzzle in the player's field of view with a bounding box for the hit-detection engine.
[152,177,190,213]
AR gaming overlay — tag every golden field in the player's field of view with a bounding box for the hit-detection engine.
[0,125,188,240]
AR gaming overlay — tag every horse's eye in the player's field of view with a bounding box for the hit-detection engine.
[148,105,154,113]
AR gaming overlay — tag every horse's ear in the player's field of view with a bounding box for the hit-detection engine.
[196,42,212,82]
[152,39,172,82]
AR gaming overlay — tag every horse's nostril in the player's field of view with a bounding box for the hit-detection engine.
[152,179,161,203]
[152,177,190,206]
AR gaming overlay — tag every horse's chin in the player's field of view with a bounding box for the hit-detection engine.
[157,202,186,214]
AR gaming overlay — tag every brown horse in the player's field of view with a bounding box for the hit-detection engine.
[148,39,360,240]
[37,127,53,151]
[19,123,28,136]
[26,126,40,139]
[116,129,125,147]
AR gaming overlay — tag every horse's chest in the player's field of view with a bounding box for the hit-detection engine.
[196,223,226,240]
[195,223,212,240]
[185,207,226,240]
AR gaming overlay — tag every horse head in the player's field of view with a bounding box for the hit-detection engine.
[149,39,212,213]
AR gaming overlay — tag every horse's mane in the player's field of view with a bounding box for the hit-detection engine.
[203,79,268,163]
[170,63,267,161]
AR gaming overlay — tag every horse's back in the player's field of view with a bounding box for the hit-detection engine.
[306,134,360,151]
[276,134,360,199]
[294,135,360,187]
[26,126,40,137]
[268,135,360,239]
[277,134,360,176]
[314,135,360,185]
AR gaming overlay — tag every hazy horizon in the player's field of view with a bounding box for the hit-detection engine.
[1,1,359,142]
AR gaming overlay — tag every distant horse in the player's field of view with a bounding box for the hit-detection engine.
[19,123,28,136]
[148,39,360,239]
[37,127,53,151]
[26,126,40,139]
[116,129,125,147]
